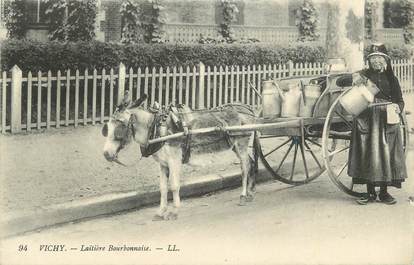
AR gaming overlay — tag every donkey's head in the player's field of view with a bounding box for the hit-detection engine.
[102,93,149,165]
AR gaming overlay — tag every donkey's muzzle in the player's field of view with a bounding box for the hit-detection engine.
[103,151,114,162]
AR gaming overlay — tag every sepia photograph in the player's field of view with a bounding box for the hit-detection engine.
[0,0,413,264]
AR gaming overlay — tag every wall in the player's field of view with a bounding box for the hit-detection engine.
[244,0,289,26]
[165,0,216,24]
[101,0,122,42]
[0,26,6,40]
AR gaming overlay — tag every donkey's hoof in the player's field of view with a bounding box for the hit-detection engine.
[166,212,178,220]
[245,194,254,202]
[152,214,165,221]
[238,195,248,206]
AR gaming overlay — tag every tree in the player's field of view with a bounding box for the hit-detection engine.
[365,0,379,41]
[44,0,67,41]
[295,0,319,42]
[120,0,142,44]
[66,0,97,42]
[325,2,340,58]
[218,0,239,43]
[345,9,364,43]
[4,0,27,39]
[383,0,413,43]
[140,0,166,43]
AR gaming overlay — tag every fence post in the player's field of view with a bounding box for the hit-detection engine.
[118,62,126,105]
[197,62,205,109]
[287,60,294,77]
[11,65,22,133]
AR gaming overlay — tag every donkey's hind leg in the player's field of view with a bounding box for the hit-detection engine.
[153,164,169,221]
[233,137,254,206]
[166,157,182,220]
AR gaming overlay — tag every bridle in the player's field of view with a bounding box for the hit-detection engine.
[101,109,136,166]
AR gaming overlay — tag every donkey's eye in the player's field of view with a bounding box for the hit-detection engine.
[102,124,108,137]
[114,124,128,140]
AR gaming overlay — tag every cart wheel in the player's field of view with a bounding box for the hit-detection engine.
[322,92,410,197]
[400,112,410,155]
[254,132,326,185]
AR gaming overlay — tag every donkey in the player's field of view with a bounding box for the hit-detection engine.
[102,94,258,220]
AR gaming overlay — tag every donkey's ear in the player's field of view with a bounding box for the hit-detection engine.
[115,90,132,112]
[128,114,138,138]
[128,94,148,109]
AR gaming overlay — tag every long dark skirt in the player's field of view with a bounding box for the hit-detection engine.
[347,104,407,188]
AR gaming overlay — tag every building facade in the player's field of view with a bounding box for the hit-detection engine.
[0,0,409,44]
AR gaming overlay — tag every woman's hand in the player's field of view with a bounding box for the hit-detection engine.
[352,73,367,86]
[394,103,401,114]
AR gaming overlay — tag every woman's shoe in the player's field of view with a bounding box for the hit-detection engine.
[356,193,377,205]
[378,192,397,205]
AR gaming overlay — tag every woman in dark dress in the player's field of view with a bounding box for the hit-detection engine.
[347,43,408,205]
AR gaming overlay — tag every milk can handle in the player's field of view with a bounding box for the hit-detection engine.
[248,82,262,99]
[300,80,306,105]
[368,101,392,108]
[272,81,285,100]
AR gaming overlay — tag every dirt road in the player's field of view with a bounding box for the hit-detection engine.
[1,151,413,265]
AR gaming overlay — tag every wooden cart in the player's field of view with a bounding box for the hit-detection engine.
[254,73,410,197]
[149,72,410,197]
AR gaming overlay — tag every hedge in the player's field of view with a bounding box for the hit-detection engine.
[0,40,326,72]
[363,42,413,60]
[1,40,411,73]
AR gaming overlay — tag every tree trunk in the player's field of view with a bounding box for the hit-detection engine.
[325,1,365,72]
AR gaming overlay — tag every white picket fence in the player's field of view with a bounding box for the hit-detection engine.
[0,60,413,133]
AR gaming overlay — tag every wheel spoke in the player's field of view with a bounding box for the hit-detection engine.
[306,138,321,147]
[349,180,354,191]
[264,138,291,158]
[328,146,350,157]
[299,140,309,179]
[335,161,348,179]
[329,139,337,152]
[290,142,298,180]
[259,135,282,139]
[304,140,322,169]
[276,140,294,173]
[334,110,353,129]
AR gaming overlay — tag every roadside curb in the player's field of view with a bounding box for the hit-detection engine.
[1,168,273,238]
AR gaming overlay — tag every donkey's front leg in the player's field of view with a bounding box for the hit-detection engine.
[238,155,252,206]
[233,146,249,206]
[166,159,182,220]
[153,165,169,221]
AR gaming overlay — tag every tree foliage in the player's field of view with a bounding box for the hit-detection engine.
[383,0,414,44]
[345,9,364,43]
[65,0,97,42]
[325,3,340,58]
[44,0,67,41]
[365,0,379,41]
[140,0,166,43]
[218,0,239,43]
[120,0,142,44]
[383,0,413,28]
[295,0,319,42]
[4,0,27,39]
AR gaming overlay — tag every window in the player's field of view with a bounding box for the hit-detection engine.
[0,0,5,25]
[25,0,49,24]
[288,0,301,26]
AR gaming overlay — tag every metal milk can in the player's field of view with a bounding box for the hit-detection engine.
[280,83,302,118]
[300,84,321,117]
[261,80,281,118]
[339,78,380,116]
